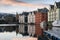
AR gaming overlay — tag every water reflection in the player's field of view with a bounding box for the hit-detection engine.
[0,26,16,32]
[0,24,39,40]
[28,25,35,36]
[0,31,23,40]
[18,24,43,37]
[19,24,28,36]
[19,24,36,36]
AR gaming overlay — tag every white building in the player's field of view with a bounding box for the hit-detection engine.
[54,2,60,21]
[19,14,25,23]
[48,5,54,21]
[28,12,35,23]
[48,2,60,22]
[32,12,35,23]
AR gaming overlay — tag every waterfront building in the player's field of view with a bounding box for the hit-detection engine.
[18,8,48,37]
[48,5,54,22]
[28,12,35,24]
[48,2,60,29]
[32,12,35,23]
[34,8,48,36]
[28,12,32,23]
[35,8,48,24]
[54,2,60,20]
[19,14,25,23]
[19,12,29,24]
[16,12,19,22]
[22,12,29,24]
[48,2,60,22]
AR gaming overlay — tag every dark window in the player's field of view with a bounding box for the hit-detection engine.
[25,16,28,23]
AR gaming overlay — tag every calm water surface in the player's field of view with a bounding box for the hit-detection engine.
[0,24,36,40]
[0,31,30,40]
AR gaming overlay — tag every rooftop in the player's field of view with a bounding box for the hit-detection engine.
[38,8,49,13]
[56,2,60,8]
[50,5,54,9]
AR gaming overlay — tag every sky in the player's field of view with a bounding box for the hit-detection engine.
[0,0,60,14]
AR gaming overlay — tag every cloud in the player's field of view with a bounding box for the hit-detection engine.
[0,0,49,9]
[11,0,26,3]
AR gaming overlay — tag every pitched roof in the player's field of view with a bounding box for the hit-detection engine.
[56,2,60,8]
[50,5,54,9]
[38,8,49,13]
[22,12,29,16]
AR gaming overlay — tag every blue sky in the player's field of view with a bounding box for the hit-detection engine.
[0,0,60,14]
[19,0,60,4]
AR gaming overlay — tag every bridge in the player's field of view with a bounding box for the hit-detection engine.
[0,24,19,26]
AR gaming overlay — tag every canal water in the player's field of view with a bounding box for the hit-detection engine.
[0,24,37,40]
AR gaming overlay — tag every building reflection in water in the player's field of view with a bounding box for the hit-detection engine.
[35,24,43,37]
[28,24,35,36]
[19,24,25,34]
[0,25,37,40]
[18,24,43,37]
[19,24,28,35]
[0,24,43,37]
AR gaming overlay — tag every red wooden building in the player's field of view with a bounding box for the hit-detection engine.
[34,8,48,36]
